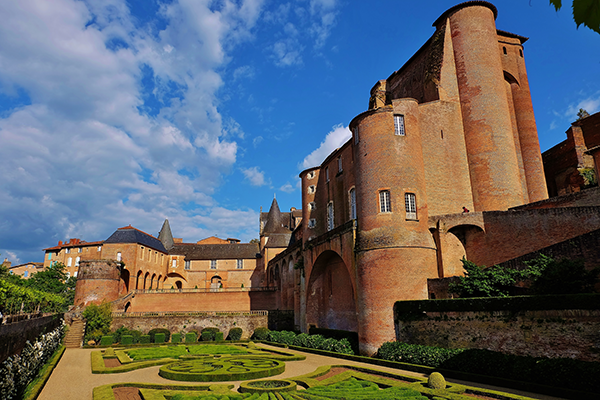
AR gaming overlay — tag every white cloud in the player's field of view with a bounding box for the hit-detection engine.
[566,95,600,119]
[271,40,304,67]
[300,124,351,169]
[279,183,295,193]
[0,0,267,261]
[242,166,269,186]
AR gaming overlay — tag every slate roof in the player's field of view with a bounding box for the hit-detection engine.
[170,243,260,260]
[264,234,292,248]
[104,225,168,253]
[158,219,175,250]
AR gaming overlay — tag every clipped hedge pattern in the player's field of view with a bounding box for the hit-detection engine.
[377,341,600,393]
[154,333,166,344]
[139,335,151,344]
[121,335,133,345]
[201,327,220,341]
[100,336,113,346]
[185,332,197,343]
[252,327,269,341]
[228,327,243,341]
[171,333,182,343]
[159,357,285,382]
[267,331,354,355]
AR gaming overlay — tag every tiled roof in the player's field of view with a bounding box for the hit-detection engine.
[104,226,167,253]
[170,243,260,260]
[43,240,104,251]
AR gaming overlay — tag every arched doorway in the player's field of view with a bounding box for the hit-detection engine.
[175,280,182,290]
[306,250,357,332]
[210,275,222,291]
[150,273,156,289]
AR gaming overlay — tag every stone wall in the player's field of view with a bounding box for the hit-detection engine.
[111,310,293,339]
[393,296,600,362]
[0,314,63,362]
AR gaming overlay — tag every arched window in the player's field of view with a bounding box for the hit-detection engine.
[379,190,391,213]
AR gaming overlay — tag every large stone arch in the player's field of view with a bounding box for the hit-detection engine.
[306,250,357,332]
[165,272,187,289]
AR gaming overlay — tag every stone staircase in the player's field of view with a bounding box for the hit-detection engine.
[64,319,86,348]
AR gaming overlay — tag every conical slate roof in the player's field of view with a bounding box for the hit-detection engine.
[158,219,175,250]
[262,198,290,234]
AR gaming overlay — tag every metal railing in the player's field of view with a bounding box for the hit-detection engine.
[130,287,276,294]
[112,310,270,318]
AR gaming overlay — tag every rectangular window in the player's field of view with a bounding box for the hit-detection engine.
[308,185,315,194]
[394,114,405,136]
[75,257,80,266]
[325,166,329,182]
[211,260,217,269]
[380,190,391,213]
[405,193,417,219]
[327,202,334,231]
[65,248,70,254]
[67,257,72,267]
[237,259,243,269]
[78,247,82,253]
[185,260,190,270]
[47,254,51,260]
[24,271,28,278]
[141,247,144,260]
[308,218,316,228]
[74,271,78,277]
[117,252,122,261]
[349,188,357,220]
[171,259,177,268]
[97,246,101,252]
[338,156,342,172]
[309,202,316,211]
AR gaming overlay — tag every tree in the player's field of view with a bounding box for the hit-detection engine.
[25,262,77,306]
[249,238,259,244]
[83,302,113,342]
[448,259,526,297]
[549,0,600,34]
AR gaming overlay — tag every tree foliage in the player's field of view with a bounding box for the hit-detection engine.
[550,0,600,34]
[83,302,113,342]
[449,254,599,297]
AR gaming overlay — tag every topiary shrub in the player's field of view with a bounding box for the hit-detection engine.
[171,333,182,343]
[201,327,220,341]
[139,335,151,344]
[227,327,243,341]
[428,372,446,389]
[148,328,171,343]
[185,332,198,343]
[100,336,113,346]
[121,335,133,345]
[252,327,270,341]
[215,332,224,342]
[154,333,166,343]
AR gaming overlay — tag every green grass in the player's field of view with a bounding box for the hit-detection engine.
[187,344,250,355]
[127,345,188,360]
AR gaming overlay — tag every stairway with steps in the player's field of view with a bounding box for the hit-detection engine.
[64,319,86,348]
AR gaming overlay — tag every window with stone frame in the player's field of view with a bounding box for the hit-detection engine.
[185,260,190,270]
[237,259,243,269]
[349,188,357,220]
[405,192,417,219]
[394,114,405,136]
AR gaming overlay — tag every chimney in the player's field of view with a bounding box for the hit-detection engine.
[58,240,63,246]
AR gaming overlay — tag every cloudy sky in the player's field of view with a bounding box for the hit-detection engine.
[1,0,599,264]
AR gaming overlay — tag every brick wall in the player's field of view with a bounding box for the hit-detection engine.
[0,314,63,362]
[394,298,600,362]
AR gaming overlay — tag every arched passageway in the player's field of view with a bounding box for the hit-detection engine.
[306,250,357,332]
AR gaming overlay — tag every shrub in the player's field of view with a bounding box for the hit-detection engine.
[252,327,270,341]
[215,332,224,342]
[83,303,112,342]
[99,336,113,346]
[148,328,171,343]
[171,333,182,343]
[377,342,462,367]
[428,372,446,389]
[139,335,151,344]
[185,332,197,343]
[201,327,220,341]
[121,335,133,345]
[154,333,166,343]
[268,330,296,345]
[227,327,243,341]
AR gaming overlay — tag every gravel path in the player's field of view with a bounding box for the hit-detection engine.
[38,344,564,400]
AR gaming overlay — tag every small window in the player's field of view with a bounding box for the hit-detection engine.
[211,260,217,269]
[65,248,70,254]
[394,115,405,136]
[75,256,80,266]
[307,171,315,179]
[349,188,357,220]
[171,259,177,268]
[405,193,417,219]
[354,126,359,144]
[338,156,342,172]
[325,166,329,182]
[78,247,82,253]
[24,271,28,278]
[185,260,190,270]
[141,247,144,260]
[47,254,51,260]
[379,190,391,213]
[237,259,243,269]
[308,218,316,228]
[308,185,315,194]
[309,202,316,211]
[74,271,78,277]
[503,46,507,55]
[327,202,334,231]
[97,246,101,252]
[117,252,122,261]
[67,257,72,267]
[519,49,523,57]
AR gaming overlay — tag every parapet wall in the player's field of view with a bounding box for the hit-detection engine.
[394,295,600,362]
[111,310,293,338]
[0,314,63,363]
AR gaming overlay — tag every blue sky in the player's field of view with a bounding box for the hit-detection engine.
[1,0,599,264]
